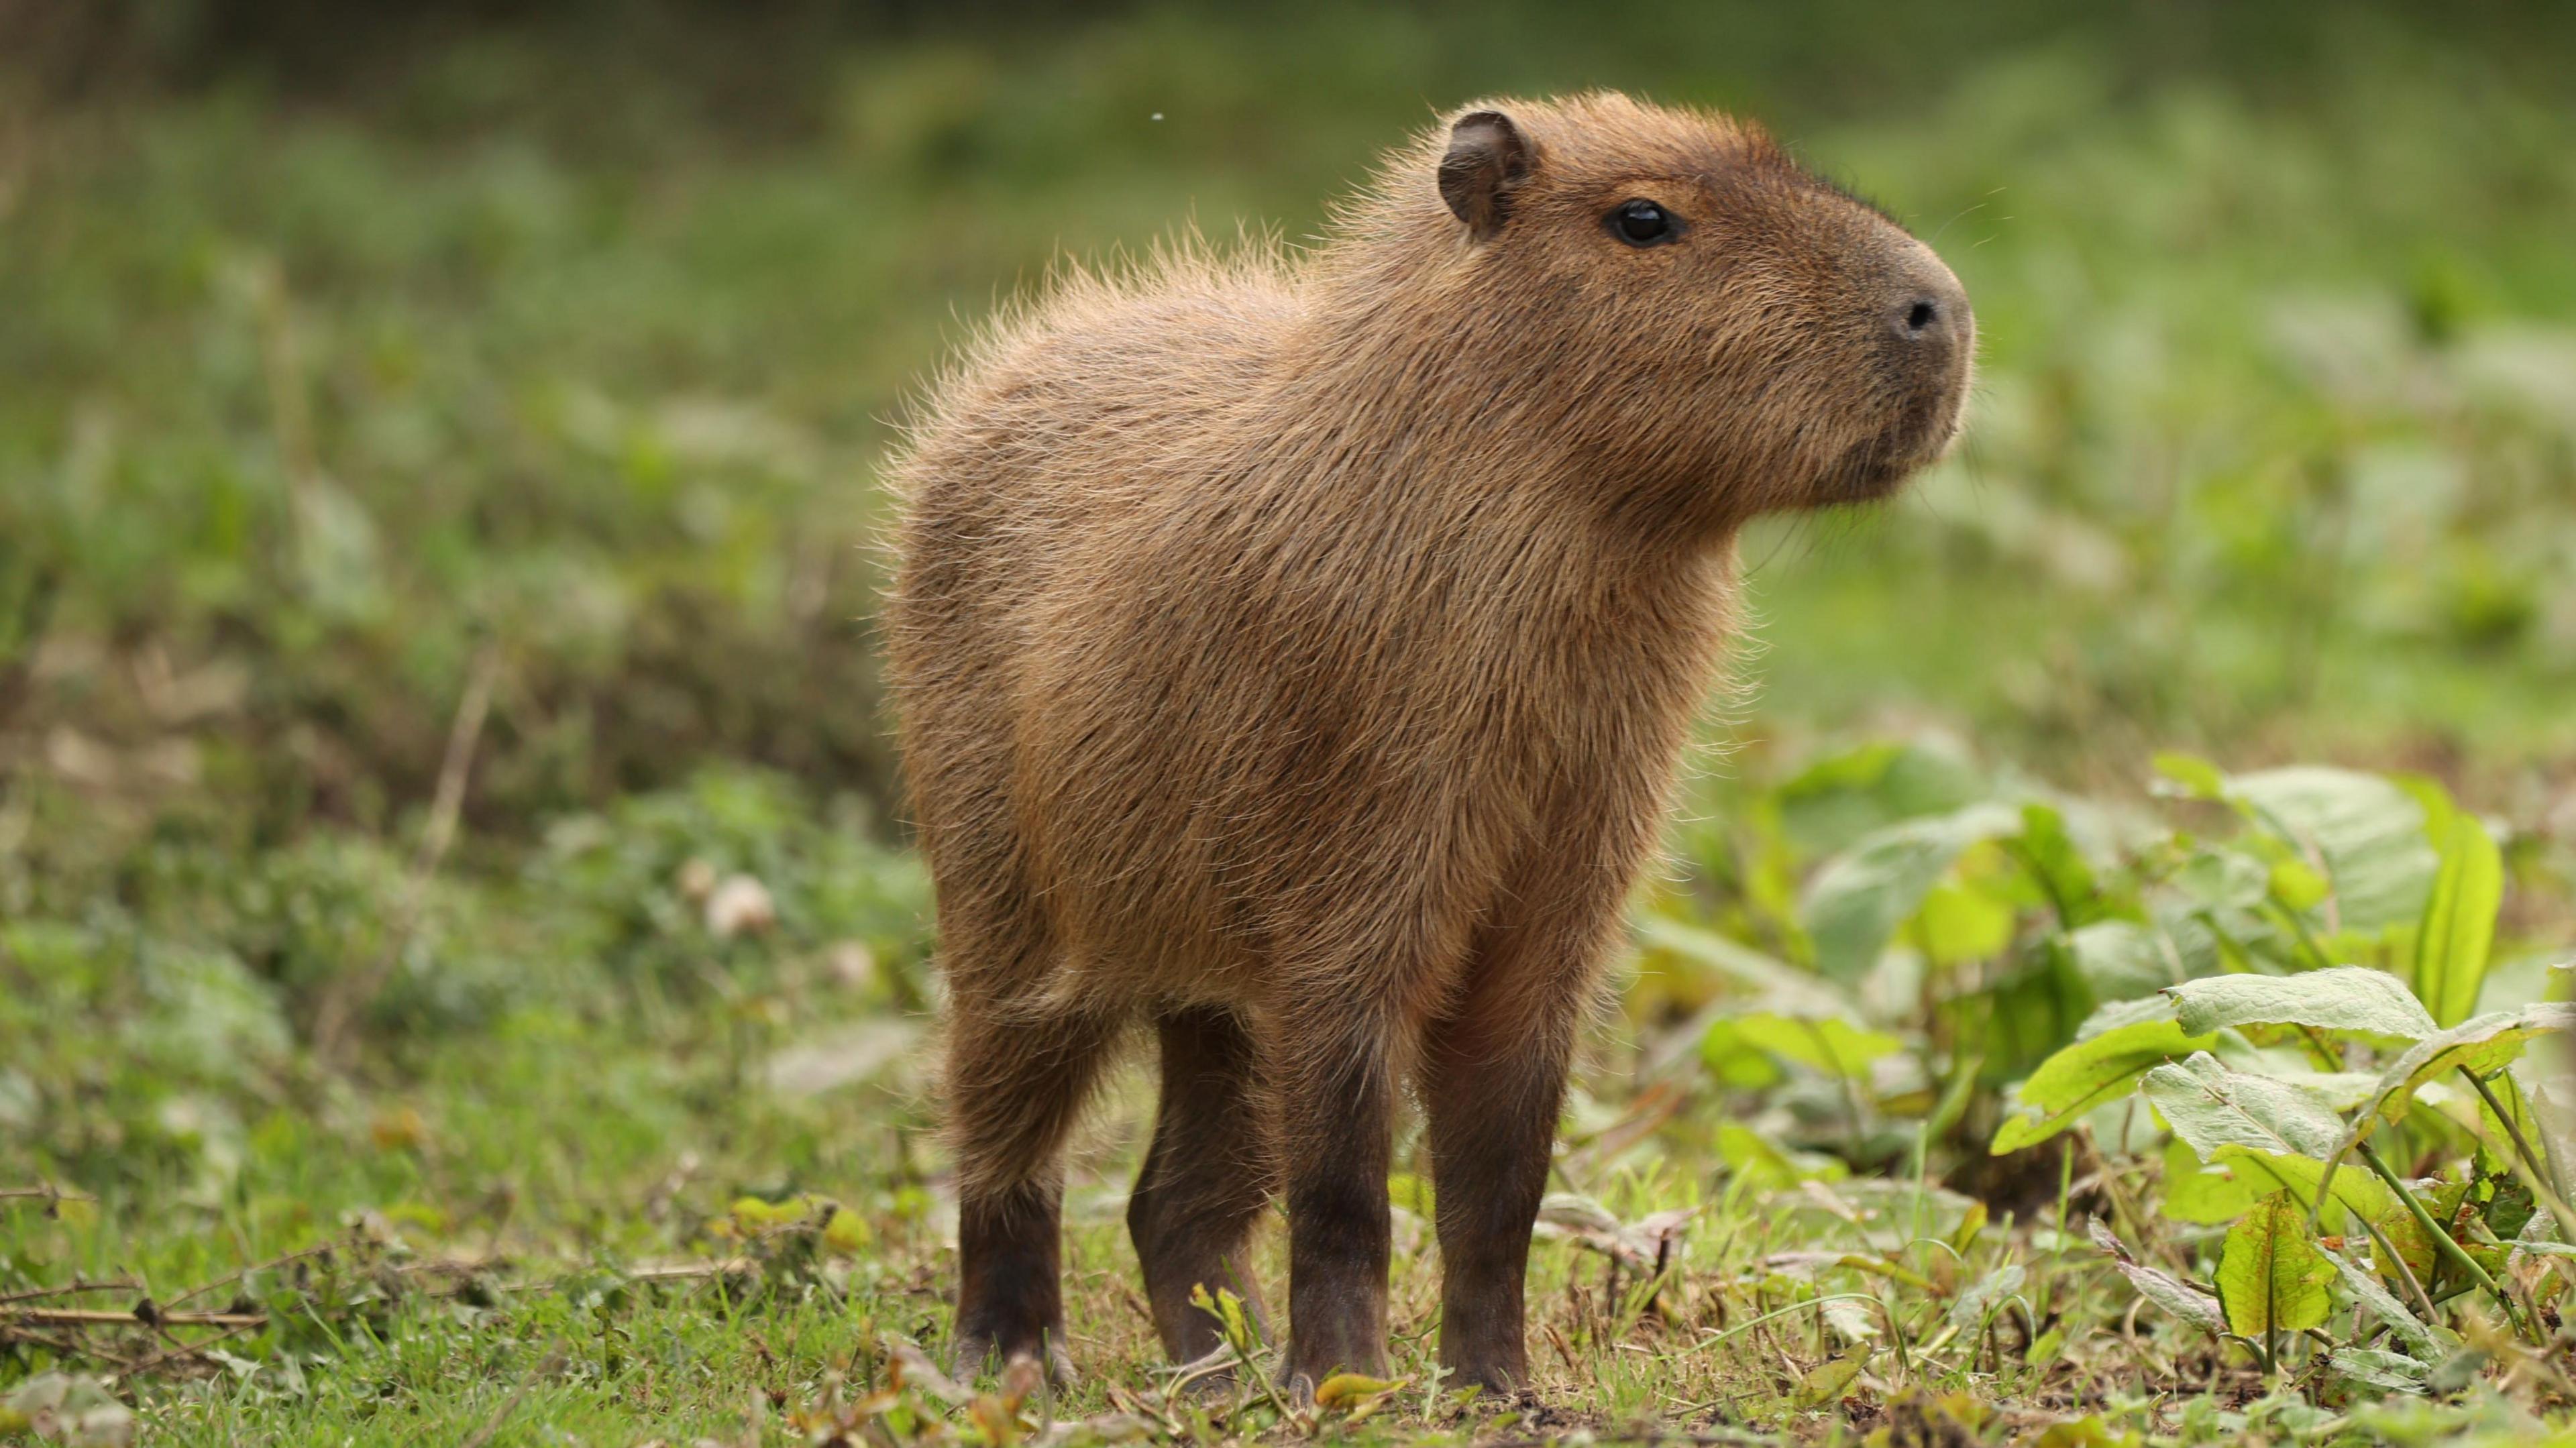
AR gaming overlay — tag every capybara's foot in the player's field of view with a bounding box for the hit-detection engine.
[949,1331,1075,1388]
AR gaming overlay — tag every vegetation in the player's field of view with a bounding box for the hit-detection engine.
[4,3,2574,1444]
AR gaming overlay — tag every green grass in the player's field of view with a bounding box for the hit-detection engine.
[6,4,2576,1444]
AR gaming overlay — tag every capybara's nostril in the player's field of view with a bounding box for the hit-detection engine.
[1903,298,1938,334]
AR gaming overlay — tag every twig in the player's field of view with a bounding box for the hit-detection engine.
[0,1279,142,1304]
[165,1235,354,1308]
[310,643,500,1062]
[0,1184,96,1203]
[3,1307,266,1329]
[8,1329,137,1370]
[123,1319,263,1377]
[624,1258,756,1284]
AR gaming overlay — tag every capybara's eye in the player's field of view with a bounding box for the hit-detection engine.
[1607,199,1680,246]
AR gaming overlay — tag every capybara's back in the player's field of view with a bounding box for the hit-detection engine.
[884,91,1972,1396]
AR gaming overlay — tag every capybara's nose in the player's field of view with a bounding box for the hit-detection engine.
[1886,267,1970,353]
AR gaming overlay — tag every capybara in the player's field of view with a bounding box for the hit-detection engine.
[883,91,1972,1396]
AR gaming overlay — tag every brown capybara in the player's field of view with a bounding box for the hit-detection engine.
[883,91,1972,1397]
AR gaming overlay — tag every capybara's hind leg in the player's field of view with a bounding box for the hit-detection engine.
[1126,1005,1277,1363]
[948,1003,1118,1383]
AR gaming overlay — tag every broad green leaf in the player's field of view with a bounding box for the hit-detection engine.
[1715,1123,1847,1192]
[1802,802,2021,981]
[2414,812,2502,1028]
[1723,1011,1903,1078]
[1817,1298,1879,1344]
[1697,1017,1788,1089]
[2229,767,2437,932]
[2110,1257,2225,1332]
[2205,1145,2393,1231]
[2153,752,2228,800]
[2140,1052,2346,1161]
[2074,993,2181,1040]
[2068,920,2179,1001]
[2369,1176,2469,1291]
[2268,858,2331,912]
[2160,1140,2261,1224]
[2320,1248,2443,1355]
[2163,966,2436,1044]
[2325,1347,2430,1393]
[1939,946,2095,1085]
[1913,878,2017,966]
[1633,915,1837,1011]
[1947,1263,2027,1328]
[2013,802,2103,928]
[2215,1191,2335,1337]
[1775,737,1987,857]
[2345,1003,2576,1139]
[1990,1017,2215,1155]
[1796,1354,1865,1406]
[2256,1068,2380,1113]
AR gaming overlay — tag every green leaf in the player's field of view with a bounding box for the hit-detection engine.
[2345,1003,2576,1139]
[2268,858,2331,913]
[1795,1354,1865,1408]
[2413,812,2503,1028]
[1990,1017,2215,1155]
[2229,767,2437,932]
[2153,752,2228,800]
[1913,878,2017,966]
[2140,1052,2346,1162]
[1632,915,1837,1011]
[2112,1258,2226,1332]
[1722,1011,1903,1079]
[1947,1263,2027,1328]
[1715,1123,1847,1192]
[2014,802,2103,927]
[2161,1140,2261,1224]
[2325,1347,2430,1393]
[1801,802,2021,981]
[2204,1145,2394,1231]
[2162,966,2437,1044]
[2068,920,2179,1001]
[2215,1191,2336,1337]
[2320,1247,2444,1355]
[1697,1017,1788,1089]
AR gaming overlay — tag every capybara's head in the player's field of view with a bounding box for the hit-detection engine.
[1387,92,1972,520]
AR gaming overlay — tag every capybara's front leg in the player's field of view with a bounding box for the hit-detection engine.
[1277,1022,1394,1397]
[1421,991,1580,1395]
[1425,839,1634,1397]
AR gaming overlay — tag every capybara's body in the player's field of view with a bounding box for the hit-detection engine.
[885,92,1972,1396]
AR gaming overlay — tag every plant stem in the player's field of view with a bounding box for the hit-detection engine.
[2355,1138,2528,1339]
[2356,1213,2440,1323]
[2459,1068,2565,1219]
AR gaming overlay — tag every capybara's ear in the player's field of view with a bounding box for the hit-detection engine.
[1438,109,1532,243]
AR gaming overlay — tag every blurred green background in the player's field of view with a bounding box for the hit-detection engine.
[8,0,2575,876]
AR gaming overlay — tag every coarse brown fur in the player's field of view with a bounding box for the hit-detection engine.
[882,91,1972,1397]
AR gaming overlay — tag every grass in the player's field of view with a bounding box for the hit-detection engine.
[5,3,2576,1444]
